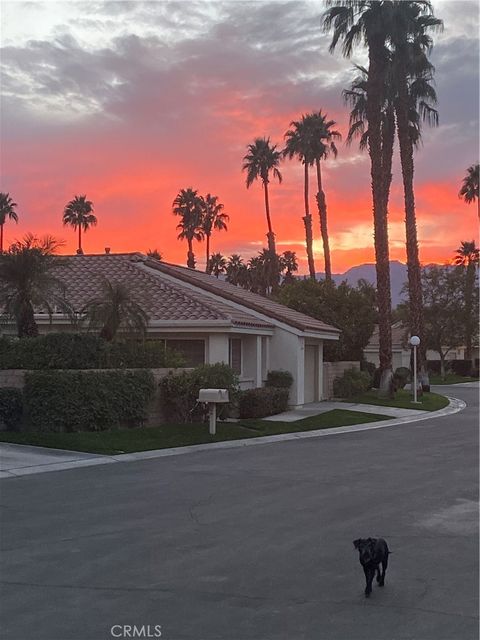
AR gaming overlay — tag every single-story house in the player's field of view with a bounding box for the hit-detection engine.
[9,253,341,407]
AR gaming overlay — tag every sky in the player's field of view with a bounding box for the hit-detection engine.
[1,0,478,274]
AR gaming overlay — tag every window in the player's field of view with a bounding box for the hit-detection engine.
[165,339,205,367]
[229,338,242,375]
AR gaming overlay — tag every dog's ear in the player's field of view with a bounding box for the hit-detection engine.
[353,539,361,549]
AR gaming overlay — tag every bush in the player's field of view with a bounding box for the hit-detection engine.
[0,388,23,431]
[160,363,239,423]
[238,387,289,419]
[0,334,185,370]
[360,360,376,379]
[393,367,411,390]
[333,367,372,399]
[265,370,293,389]
[372,368,382,389]
[24,370,155,432]
[450,360,473,377]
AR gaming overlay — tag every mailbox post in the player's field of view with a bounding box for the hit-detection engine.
[198,388,229,435]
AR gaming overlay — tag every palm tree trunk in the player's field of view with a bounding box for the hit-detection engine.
[367,40,393,396]
[17,300,38,338]
[263,180,276,254]
[0,223,3,252]
[187,238,195,269]
[464,261,475,364]
[315,159,332,283]
[205,234,211,273]
[78,225,83,254]
[303,162,316,279]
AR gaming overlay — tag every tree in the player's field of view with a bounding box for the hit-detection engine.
[225,254,245,286]
[0,193,19,253]
[201,194,229,273]
[459,164,479,214]
[146,249,162,260]
[82,278,148,342]
[323,0,395,394]
[280,250,299,285]
[0,234,71,338]
[62,195,97,255]
[283,116,317,279]
[242,137,282,254]
[454,241,479,365]
[209,253,227,278]
[172,188,204,269]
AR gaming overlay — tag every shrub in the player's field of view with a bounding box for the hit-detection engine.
[0,334,185,369]
[360,360,376,379]
[238,387,289,419]
[265,370,293,389]
[160,363,239,423]
[333,367,372,399]
[24,370,155,432]
[450,360,473,377]
[372,368,382,389]
[393,367,411,390]
[0,388,23,431]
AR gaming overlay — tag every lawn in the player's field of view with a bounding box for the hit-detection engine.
[429,374,479,385]
[344,389,449,411]
[0,409,390,455]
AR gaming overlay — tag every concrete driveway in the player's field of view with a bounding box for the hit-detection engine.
[0,384,478,640]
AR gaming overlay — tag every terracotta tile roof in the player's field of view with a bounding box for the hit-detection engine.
[143,258,340,335]
[50,254,273,329]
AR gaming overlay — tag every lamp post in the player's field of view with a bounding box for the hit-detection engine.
[410,335,420,403]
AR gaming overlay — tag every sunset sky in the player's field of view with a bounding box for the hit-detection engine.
[1,0,478,274]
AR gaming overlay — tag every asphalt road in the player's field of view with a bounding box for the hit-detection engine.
[1,385,478,640]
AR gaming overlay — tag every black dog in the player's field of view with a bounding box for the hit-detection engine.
[353,537,390,597]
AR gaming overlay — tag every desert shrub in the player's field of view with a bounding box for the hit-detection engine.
[24,370,155,432]
[450,360,473,377]
[238,387,289,419]
[265,370,293,389]
[0,388,23,431]
[160,363,239,423]
[393,367,411,390]
[333,367,372,399]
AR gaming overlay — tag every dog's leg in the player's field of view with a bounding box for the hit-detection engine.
[376,565,381,584]
[379,555,388,587]
[364,566,375,597]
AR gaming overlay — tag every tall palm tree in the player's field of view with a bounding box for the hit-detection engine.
[172,188,204,269]
[209,253,227,278]
[0,193,19,253]
[459,164,479,213]
[0,234,71,337]
[201,194,229,273]
[323,0,395,394]
[283,116,316,279]
[82,278,148,342]
[454,241,479,366]
[306,111,341,282]
[62,195,97,255]
[242,137,282,255]
[225,254,245,286]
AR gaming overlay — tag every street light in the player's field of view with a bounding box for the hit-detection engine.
[410,335,421,403]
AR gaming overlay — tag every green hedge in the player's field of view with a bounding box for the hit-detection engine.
[238,387,289,419]
[0,334,185,370]
[265,370,293,389]
[0,388,24,431]
[24,370,155,432]
[161,363,239,423]
[333,367,372,399]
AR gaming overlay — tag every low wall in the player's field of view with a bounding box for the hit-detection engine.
[323,361,360,400]
[0,368,193,429]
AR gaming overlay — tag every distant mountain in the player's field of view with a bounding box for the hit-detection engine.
[313,260,408,308]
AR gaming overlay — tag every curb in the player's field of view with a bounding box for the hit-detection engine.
[0,395,466,480]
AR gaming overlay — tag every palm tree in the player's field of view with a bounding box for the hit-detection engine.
[146,249,162,260]
[0,193,19,253]
[454,241,479,366]
[280,250,299,285]
[209,253,227,278]
[82,278,148,342]
[172,188,204,269]
[225,254,245,286]
[459,164,479,213]
[323,0,395,394]
[283,116,316,279]
[201,194,229,273]
[62,195,97,255]
[306,111,341,282]
[0,234,71,337]
[242,137,282,255]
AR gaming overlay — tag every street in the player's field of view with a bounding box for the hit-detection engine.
[1,384,478,640]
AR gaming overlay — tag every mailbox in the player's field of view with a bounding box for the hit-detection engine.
[198,388,229,403]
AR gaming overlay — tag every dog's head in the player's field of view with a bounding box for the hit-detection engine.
[353,538,376,565]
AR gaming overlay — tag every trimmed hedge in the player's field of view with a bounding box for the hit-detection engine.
[265,370,293,389]
[238,387,289,419]
[0,334,185,370]
[450,360,472,377]
[333,367,372,398]
[0,388,23,431]
[24,370,155,432]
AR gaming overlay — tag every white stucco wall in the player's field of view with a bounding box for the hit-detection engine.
[269,329,304,406]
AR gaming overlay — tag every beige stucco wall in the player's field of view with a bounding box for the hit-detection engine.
[322,361,360,400]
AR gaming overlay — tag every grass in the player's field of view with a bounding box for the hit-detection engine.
[429,374,479,385]
[0,409,390,455]
[343,389,449,411]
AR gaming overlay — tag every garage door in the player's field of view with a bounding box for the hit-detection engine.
[304,345,317,404]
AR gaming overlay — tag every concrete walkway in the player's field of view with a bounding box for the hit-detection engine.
[263,400,428,422]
